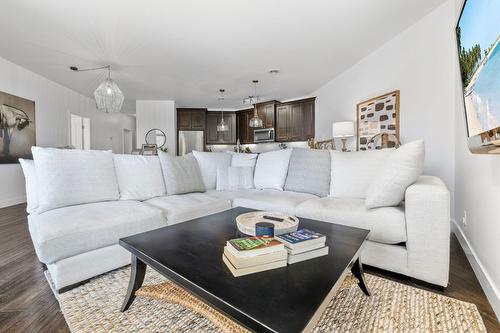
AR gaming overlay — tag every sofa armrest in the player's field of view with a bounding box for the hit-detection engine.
[405,176,450,287]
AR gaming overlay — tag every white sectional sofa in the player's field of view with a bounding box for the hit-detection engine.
[20,140,450,291]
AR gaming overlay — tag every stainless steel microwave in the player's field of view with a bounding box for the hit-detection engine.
[253,128,275,143]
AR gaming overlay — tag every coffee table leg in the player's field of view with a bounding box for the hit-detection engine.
[351,257,371,296]
[121,254,146,312]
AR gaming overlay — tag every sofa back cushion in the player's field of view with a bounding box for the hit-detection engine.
[113,154,166,200]
[19,158,38,214]
[216,166,255,191]
[365,140,425,208]
[192,151,232,190]
[32,147,120,213]
[158,151,205,195]
[329,148,394,198]
[253,149,292,190]
[230,152,258,169]
[284,148,331,197]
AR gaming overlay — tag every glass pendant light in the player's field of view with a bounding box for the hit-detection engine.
[249,80,263,128]
[71,65,124,113]
[94,68,124,113]
[216,89,229,132]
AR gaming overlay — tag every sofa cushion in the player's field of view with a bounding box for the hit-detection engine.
[329,149,393,199]
[28,200,166,264]
[230,152,258,169]
[158,152,205,195]
[145,193,231,225]
[204,189,254,201]
[19,158,38,213]
[232,189,318,215]
[113,154,166,200]
[253,149,292,190]
[193,151,232,190]
[365,140,425,208]
[296,197,406,244]
[32,147,120,213]
[216,166,254,191]
[284,148,331,197]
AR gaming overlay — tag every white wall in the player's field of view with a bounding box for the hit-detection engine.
[0,56,136,208]
[136,100,176,154]
[312,0,499,318]
[452,0,500,319]
[311,1,456,197]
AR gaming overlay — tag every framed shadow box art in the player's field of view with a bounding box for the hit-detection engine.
[356,90,400,151]
[0,91,36,163]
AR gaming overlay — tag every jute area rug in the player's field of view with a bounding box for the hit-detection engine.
[52,267,486,332]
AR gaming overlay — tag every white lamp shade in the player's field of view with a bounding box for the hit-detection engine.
[332,121,354,138]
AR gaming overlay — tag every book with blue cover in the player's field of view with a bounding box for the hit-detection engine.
[276,229,326,249]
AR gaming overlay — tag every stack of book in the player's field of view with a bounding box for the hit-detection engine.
[222,237,288,277]
[276,229,329,264]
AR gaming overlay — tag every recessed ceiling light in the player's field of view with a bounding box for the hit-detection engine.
[268,69,280,75]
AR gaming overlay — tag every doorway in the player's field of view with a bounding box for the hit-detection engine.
[123,128,133,154]
[70,114,90,150]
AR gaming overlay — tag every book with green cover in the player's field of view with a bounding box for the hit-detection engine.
[226,236,284,257]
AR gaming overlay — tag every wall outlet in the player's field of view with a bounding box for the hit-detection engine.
[462,210,467,225]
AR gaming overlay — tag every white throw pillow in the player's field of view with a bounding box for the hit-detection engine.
[19,158,38,214]
[329,149,394,198]
[32,147,120,213]
[230,152,258,169]
[192,151,232,190]
[253,149,292,190]
[158,151,205,195]
[113,154,166,200]
[365,140,425,208]
[216,166,254,191]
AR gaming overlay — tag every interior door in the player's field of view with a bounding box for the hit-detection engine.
[70,114,90,150]
[123,129,133,154]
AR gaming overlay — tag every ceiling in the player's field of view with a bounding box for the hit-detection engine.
[0,0,446,113]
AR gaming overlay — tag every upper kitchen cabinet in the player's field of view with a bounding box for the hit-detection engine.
[177,108,206,130]
[206,112,237,145]
[275,97,315,142]
[302,99,315,140]
[256,101,277,129]
[236,109,254,144]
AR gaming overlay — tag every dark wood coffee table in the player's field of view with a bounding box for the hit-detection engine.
[119,207,371,332]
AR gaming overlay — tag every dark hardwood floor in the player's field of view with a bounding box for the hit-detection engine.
[0,203,498,332]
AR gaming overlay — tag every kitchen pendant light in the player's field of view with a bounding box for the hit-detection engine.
[248,80,263,128]
[70,65,124,113]
[216,89,229,132]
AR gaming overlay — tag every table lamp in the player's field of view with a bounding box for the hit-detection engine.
[332,121,354,152]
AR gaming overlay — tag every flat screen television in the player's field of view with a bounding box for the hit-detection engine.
[456,0,500,153]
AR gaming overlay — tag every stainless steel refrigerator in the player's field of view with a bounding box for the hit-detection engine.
[178,131,204,155]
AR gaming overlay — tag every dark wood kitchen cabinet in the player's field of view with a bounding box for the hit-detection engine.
[256,101,276,129]
[302,99,315,139]
[177,108,206,130]
[275,98,315,142]
[276,104,290,141]
[206,112,236,144]
[236,109,254,144]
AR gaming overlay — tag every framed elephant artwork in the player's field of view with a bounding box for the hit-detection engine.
[356,90,400,151]
[0,91,35,163]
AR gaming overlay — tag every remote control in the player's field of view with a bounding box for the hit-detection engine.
[263,215,284,222]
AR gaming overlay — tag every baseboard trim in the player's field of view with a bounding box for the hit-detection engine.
[451,219,500,320]
[0,195,26,208]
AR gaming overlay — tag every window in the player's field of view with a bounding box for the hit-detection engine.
[70,114,90,150]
